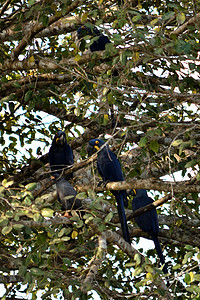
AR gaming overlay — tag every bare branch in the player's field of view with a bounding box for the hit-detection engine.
[82,232,107,292]
[0,0,12,17]
[76,178,200,194]
[170,13,200,36]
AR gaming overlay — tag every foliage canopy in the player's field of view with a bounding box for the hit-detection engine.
[0,0,200,299]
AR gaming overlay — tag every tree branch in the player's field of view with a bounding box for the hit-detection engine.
[76,178,200,194]
[0,0,12,17]
[82,232,107,292]
[170,13,200,36]
[10,0,83,60]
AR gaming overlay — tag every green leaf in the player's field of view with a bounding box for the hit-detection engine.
[186,285,200,294]
[19,265,27,276]
[104,212,113,223]
[13,224,24,230]
[133,266,143,276]
[194,274,200,281]
[179,141,190,155]
[58,228,68,238]
[162,11,175,20]
[107,93,115,105]
[184,160,197,169]
[76,219,84,228]
[2,179,14,187]
[125,262,135,267]
[149,140,159,153]
[120,52,127,65]
[0,217,8,226]
[87,189,96,199]
[41,15,49,27]
[2,225,12,235]
[31,268,45,276]
[28,0,35,5]
[134,253,141,266]
[112,33,123,42]
[185,245,193,250]
[76,192,87,199]
[25,182,37,191]
[172,264,182,270]
[139,137,148,147]
[6,211,14,218]
[24,90,33,102]
[132,14,141,22]
[71,230,78,239]
[41,208,54,218]
[144,264,154,273]
[33,213,42,222]
[171,139,183,146]
[61,236,71,242]
[196,172,200,181]
[182,251,193,264]
[176,12,185,25]
[23,196,32,206]
[184,273,191,285]
[98,223,106,232]
[102,114,109,126]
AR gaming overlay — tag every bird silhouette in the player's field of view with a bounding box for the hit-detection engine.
[132,189,167,273]
[87,139,131,244]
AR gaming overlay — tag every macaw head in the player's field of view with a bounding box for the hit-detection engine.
[87,139,105,156]
[77,25,101,39]
[53,131,66,147]
[131,189,148,197]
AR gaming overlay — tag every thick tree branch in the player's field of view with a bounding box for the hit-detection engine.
[170,13,200,36]
[76,178,200,194]
[82,232,107,292]
[0,274,22,283]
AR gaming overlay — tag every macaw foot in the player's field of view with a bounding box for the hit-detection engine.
[63,211,72,218]
[97,180,110,187]
[127,189,136,196]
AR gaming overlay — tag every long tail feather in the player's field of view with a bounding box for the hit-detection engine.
[116,196,131,244]
[152,235,167,274]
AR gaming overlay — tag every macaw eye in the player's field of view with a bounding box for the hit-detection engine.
[95,140,99,144]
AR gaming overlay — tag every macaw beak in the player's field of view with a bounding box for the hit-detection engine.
[87,144,98,156]
[56,134,66,146]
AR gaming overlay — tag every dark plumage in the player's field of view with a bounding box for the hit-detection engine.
[55,175,82,216]
[132,189,167,273]
[49,131,73,179]
[87,139,131,244]
[77,25,111,52]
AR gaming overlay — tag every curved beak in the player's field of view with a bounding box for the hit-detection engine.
[87,144,96,156]
[56,134,66,146]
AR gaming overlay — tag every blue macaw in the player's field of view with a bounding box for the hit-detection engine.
[132,189,167,273]
[54,174,82,218]
[87,139,131,244]
[77,25,111,52]
[49,131,73,179]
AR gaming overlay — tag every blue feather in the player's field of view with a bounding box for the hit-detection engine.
[132,189,167,273]
[88,139,131,244]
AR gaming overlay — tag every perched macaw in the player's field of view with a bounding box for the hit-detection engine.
[77,25,111,52]
[87,139,131,244]
[49,131,73,179]
[132,189,167,273]
[54,174,82,218]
